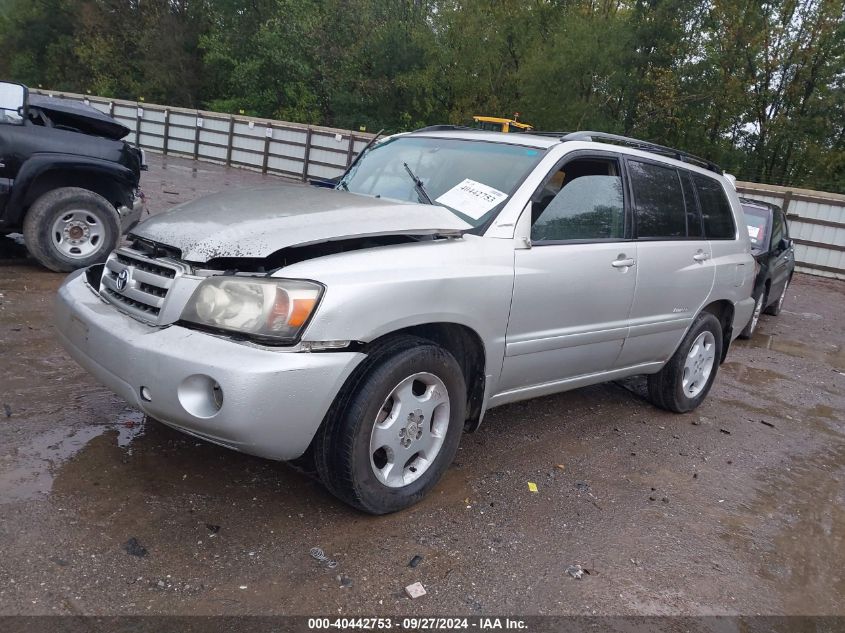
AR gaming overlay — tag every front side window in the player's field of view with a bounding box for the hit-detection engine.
[530,157,625,241]
[694,174,736,239]
[339,136,545,228]
[629,160,687,238]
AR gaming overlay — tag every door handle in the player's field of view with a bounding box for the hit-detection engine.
[693,251,710,262]
[612,257,635,268]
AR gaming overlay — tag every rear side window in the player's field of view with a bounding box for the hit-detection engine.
[693,175,735,239]
[629,160,686,238]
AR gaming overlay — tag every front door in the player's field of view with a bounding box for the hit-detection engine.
[498,153,637,395]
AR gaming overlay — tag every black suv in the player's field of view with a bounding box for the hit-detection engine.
[0,81,145,271]
[738,197,795,338]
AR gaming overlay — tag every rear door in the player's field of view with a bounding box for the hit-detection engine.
[616,160,715,367]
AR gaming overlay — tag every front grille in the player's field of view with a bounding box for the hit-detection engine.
[115,252,176,279]
[103,288,162,317]
[100,248,186,323]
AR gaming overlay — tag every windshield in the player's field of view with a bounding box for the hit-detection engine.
[742,204,771,252]
[339,136,545,227]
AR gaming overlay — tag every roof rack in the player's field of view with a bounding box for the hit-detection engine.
[519,130,722,174]
[413,124,477,133]
[559,131,723,175]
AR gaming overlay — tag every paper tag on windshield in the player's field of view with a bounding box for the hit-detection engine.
[747,225,761,241]
[435,179,507,220]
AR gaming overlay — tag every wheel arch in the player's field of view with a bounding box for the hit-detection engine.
[23,168,129,210]
[362,323,487,432]
[700,299,735,364]
[8,155,136,225]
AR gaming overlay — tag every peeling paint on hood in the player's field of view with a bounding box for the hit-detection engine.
[132,183,471,262]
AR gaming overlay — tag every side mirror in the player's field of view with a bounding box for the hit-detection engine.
[782,237,793,251]
[0,81,28,123]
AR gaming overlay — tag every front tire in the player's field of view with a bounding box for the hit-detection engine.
[648,312,723,413]
[22,187,120,272]
[314,335,466,514]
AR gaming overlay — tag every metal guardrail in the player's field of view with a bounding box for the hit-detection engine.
[32,90,375,181]
[737,182,845,279]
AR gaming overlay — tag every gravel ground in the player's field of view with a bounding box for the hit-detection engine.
[0,153,843,618]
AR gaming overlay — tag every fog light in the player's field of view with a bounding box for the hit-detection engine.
[177,375,224,419]
[140,386,152,402]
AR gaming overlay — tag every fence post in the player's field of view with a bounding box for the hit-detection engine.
[781,189,794,216]
[262,125,272,174]
[302,127,313,180]
[162,110,170,155]
[226,116,235,167]
[193,114,202,160]
[346,135,356,168]
[135,105,143,146]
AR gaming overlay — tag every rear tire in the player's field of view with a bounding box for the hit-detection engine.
[313,335,466,514]
[22,187,120,272]
[648,312,723,413]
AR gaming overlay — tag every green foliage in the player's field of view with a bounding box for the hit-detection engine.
[1,0,843,191]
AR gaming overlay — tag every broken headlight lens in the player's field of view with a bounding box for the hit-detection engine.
[181,277,323,343]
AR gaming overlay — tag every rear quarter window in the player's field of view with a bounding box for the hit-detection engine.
[693,175,736,239]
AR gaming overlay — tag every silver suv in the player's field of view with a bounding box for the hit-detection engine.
[55,129,756,514]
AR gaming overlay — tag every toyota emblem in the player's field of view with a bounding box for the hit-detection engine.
[116,268,130,291]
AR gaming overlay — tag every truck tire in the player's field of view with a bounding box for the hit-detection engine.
[647,312,723,413]
[313,335,466,514]
[22,187,120,272]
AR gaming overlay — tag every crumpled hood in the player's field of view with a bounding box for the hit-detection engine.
[132,183,471,262]
[29,94,131,139]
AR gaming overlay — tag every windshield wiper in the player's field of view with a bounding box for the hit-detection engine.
[403,162,433,205]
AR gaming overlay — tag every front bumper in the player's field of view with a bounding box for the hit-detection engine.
[117,193,146,234]
[55,270,365,460]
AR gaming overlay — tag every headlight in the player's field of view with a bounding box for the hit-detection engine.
[181,277,323,343]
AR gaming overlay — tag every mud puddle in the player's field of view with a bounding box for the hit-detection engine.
[0,412,144,503]
[721,362,789,386]
[748,334,845,369]
[720,439,845,614]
